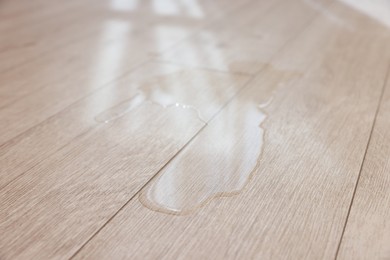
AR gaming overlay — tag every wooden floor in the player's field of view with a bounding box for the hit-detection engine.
[1,0,390,259]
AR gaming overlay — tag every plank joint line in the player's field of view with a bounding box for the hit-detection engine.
[334,61,390,260]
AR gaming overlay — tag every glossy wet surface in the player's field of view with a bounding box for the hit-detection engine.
[140,101,268,214]
[1,0,390,259]
[94,66,291,215]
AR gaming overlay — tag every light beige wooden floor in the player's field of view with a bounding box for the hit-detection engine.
[1,0,390,259]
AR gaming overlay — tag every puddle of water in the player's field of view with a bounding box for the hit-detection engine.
[94,70,247,123]
[139,100,269,215]
[135,64,302,215]
[95,92,205,123]
[94,65,301,215]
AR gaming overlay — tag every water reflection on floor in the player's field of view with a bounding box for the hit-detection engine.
[139,99,269,215]
[93,61,300,215]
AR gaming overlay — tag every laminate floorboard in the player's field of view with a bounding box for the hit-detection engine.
[1,0,390,259]
[0,0,249,94]
[0,0,96,33]
[0,0,263,142]
[0,0,323,197]
[0,0,319,254]
[0,62,250,187]
[337,61,390,259]
[73,1,390,259]
[0,63,252,259]
[0,0,327,258]
[157,0,330,74]
[0,0,264,101]
[0,0,249,73]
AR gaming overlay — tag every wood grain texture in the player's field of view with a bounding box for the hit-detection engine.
[0,62,249,188]
[0,0,314,188]
[0,0,246,73]
[157,0,330,74]
[73,2,390,259]
[0,104,204,260]
[0,0,254,143]
[0,63,251,259]
[337,68,390,259]
[1,0,390,259]
[0,0,262,103]
[0,0,330,258]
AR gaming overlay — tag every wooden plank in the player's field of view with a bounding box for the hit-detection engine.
[0,0,329,257]
[0,20,189,106]
[0,0,317,185]
[0,0,266,97]
[337,68,390,259]
[1,0,243,73]
[0,62,250,189]
[0,63,187,188]
[0,103,204,260]
[0,5,127,72]
[0,0,95,33]
[0,0,265,147]
[0,64,250,259]
[72,2,390,259]
[0,0,58,17]
[0,0,303,144]
[0,0,220,95]
[0,39,148,144]
[157,0,331,74]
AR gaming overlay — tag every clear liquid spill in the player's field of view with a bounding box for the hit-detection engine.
[94,70,245,123]
[139,101,268,215]
[93,66,299,215]
[95,92,204,123]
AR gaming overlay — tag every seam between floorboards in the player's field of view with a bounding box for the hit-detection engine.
[334,62,390,259]
[0,60,250,191]
[0,0,290,195]
[0,0,256,111]
[0,125,97,191]
[0,59,155,192]
[67,72,259,260]
[0,58,151,147]
[68,4,334,258]
[0,0,258,147]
